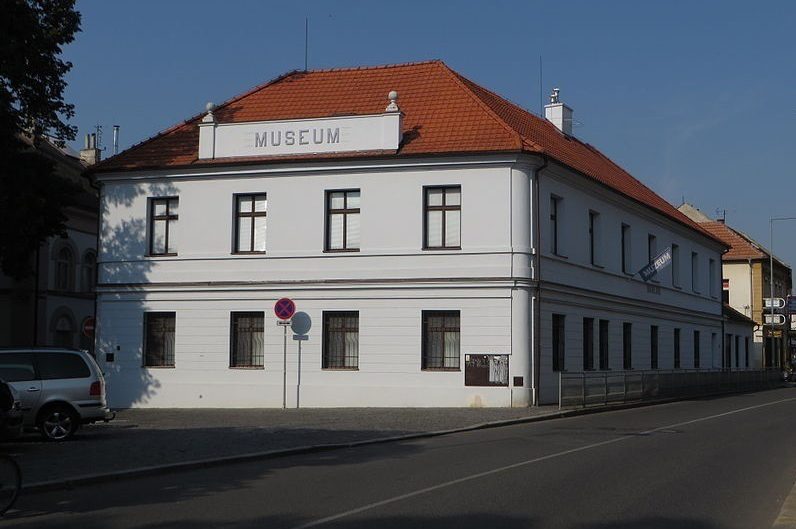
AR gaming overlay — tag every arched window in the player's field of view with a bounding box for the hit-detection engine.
[55,246,75,291]
[53,314,74,348]
[81,251,96,292]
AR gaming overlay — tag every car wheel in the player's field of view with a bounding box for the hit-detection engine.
[38,405,79,441]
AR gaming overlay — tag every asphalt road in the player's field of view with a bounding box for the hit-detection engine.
[5,388,796,529]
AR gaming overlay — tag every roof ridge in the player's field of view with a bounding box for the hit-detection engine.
[435,63,525,151]
[301,59,444,74]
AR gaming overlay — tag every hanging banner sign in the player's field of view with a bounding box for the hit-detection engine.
[639,247,672,282]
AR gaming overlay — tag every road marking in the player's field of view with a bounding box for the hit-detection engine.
[292,395,796,529]
[773,479,796,528]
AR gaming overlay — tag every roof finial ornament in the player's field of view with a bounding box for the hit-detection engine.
[385,90,399,112]
[549,87,560,105]
[202,102,216,123]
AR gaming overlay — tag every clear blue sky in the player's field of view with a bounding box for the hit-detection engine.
[64,0,796,281]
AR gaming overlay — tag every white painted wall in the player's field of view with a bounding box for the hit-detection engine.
[724,262,753,318]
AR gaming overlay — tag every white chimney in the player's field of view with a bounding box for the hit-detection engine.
[544,87,573,135]
[79,132,102,165]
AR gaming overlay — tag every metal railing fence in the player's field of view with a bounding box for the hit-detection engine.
[559,368,782,409]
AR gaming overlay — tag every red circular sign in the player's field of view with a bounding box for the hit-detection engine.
[82,317,96,337]
[274,298,296,320]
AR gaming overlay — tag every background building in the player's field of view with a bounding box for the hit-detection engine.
[679,203,792,368]
[91,61,727,408]
[0,136,100,350]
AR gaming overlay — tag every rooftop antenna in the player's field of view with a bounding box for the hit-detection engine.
[94,123,105,151]
[539,55,543,115]
[304,17,309,71]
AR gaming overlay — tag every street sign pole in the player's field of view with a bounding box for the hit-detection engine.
[274,298,297,410]
[282,323,287,409]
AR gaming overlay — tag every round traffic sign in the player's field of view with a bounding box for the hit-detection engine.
[82,317,96,337]
[274,298,296,321]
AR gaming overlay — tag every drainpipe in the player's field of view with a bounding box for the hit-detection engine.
[532,154,548,406]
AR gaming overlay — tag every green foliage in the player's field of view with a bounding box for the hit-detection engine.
[0,0,82,278]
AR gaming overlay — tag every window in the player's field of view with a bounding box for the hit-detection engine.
[711,333,717,368]
[230,312,264,368]
[424,187,460,249]
[623,322,632,370]
[621,224,632,274]
[691,252,700,292]
[589,211,600,266]
[745,337,749,367]
[552,314,565,372]
[144,312,175,367]
[550,196,561,255]
[674,328,681,369]
[422,311,460,370]
[693,330,701,368]
[323,312,359,369]
[234,194,267,253]
[725,333,732,369]
[709,258,717,297]
[650,325,658,369]
[648,234,657,262]
[81,251,96,292]
[583,318,594,371]
[38,353,90,379]
[599,320,609,370]
[53,315,74,348]
[722,279,730,304]
[326,190,360,251]
[0,353,36,382]
[149,197,178,256]
[672,244,680,287]
[734,335,739,368]
[55,246,75,291]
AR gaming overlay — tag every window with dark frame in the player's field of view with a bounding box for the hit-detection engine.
[691,251,700,292]
[326,190,360,251]
[722,278,730,304]
[589,211,600,265]
[745,337,749,367]
[234,194,267,253]
[323,312,359,369]
[650,325,658,369]
[550,196,560,255]
[623,322,632,370]
[599,319,609,370]
[422,311,460,370]
[583,317,594,371]
[735,335,739,368]
[55,246,74,291]
[230,312,264,368]
[424,186,461,249]
[672,244,680,287]
[725,333,732,368]
[144,312,175,367]
[552,314,565,372]
[648,234,657,281]
[149,197,179,256]
[674,328,681,369]
[694,330,701,368]
[622,224,631,274]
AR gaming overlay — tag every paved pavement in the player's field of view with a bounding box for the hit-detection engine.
[4,388,795,528]
[2,406,558,486]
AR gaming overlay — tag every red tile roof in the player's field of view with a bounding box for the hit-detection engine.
[92,60,722,245]
[698,221,789,267]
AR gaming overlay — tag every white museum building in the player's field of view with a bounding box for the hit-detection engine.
[91,61,729,408]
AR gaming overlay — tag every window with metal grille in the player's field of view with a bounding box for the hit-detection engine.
[149,197,179,255]
[424,186,461,249]
[583,317,594,371]
[144,312,175,367]
[745,337,749,367]
[734,335,740,368]
[55,246,75,291]
[230,312,264,368]
[623,322,632,370]
[552,314,565,372]
[622,224,632,274]
[650,325,658,369]
[323,312,359,369]
[599,319,609,370]
[234,195,267,253]
[672,244,680,287]
[674,328,681,369]
[326,190,360,251]
[422,311,460,370]
[694,330,701,368]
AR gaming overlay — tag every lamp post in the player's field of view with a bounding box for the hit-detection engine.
[769,216,796,370]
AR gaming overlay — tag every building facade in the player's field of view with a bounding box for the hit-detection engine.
[92,61,726,408]
[0,137,98,351]
[678,204,792,368]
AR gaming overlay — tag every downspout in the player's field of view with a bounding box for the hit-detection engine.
[532,154,548,406]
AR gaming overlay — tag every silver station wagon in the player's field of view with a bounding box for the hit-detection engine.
[0,348,114,440]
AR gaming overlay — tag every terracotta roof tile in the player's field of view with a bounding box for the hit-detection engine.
[92,60,723,245]
[697,221,789,267]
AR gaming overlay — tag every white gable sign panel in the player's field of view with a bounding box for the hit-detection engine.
[198,113,402,160]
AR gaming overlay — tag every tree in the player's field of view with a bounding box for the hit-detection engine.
[0,0,82,278]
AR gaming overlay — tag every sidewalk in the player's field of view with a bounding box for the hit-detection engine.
[3,406,559,488]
